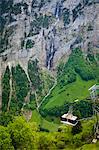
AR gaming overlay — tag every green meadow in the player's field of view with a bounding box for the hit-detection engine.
[43,75,96,110]
[30,110,59,131]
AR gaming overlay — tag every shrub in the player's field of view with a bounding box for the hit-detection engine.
[26,40,35,49]
[63,8,70,26]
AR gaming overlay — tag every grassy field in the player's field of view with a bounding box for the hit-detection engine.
[30,110,59,131]
[43,75,96,109]
[65,142,99,150]
[76,142,99,150]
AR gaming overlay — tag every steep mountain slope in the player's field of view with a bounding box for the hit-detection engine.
[0,0,99,112]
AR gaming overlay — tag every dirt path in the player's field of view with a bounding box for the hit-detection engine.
[38,78,57,109]
[7,69,12,111]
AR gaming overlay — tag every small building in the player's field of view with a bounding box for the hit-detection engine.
[61,113,78,126]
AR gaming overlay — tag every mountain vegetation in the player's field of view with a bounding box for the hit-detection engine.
[0,0,99,149]
[0,115,98,150]
[1,47,98,149]
[10,65,30,112]
[40,48,98,120]
[2,66,10,112]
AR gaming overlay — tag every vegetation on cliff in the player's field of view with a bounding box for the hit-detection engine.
[10,65,30,112]
[2,66,10,112]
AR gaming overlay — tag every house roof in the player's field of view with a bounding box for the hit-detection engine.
[61,113,77,120]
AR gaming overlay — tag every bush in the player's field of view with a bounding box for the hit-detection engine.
[12,3,22,15]
[63,8,70,26]
[72,121,82,135]
[0,112,14,127]
[0,126,14,150]
[26,39,35,49]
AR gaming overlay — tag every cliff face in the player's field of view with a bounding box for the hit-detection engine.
[0,0,99,111]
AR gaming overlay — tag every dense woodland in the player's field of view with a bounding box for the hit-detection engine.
[0,115,98,150]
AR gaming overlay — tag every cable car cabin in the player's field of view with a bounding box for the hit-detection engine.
[61,113,78,126]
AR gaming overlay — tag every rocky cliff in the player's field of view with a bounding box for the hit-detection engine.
[0,0,99,111]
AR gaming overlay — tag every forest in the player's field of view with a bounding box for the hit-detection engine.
[0,115,99,150]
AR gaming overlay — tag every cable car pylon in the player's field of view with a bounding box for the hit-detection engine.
[89,84,99,141]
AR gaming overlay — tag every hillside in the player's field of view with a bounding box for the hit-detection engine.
[0,0,99,149]
[0,0,99,111]
[0,116,99,149]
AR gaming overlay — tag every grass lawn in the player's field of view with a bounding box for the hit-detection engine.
[43,75,96,109]
[76,142,99,150]
[30,110,59,131]
[65,142,99,150]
